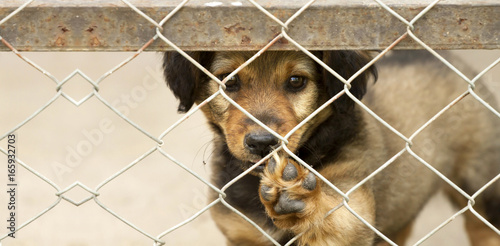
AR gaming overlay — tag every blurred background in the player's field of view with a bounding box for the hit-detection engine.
[0,50,499,245]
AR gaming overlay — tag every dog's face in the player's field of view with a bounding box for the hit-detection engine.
[164,50,375,172]
[203,52,331,165]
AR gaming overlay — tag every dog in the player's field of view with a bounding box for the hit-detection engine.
[163,50,500,245]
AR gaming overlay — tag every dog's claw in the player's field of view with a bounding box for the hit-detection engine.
[273,191,305,215]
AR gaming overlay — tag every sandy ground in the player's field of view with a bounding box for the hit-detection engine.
[0,50,499,246]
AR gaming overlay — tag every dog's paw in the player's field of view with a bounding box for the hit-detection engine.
[259,155,321,229]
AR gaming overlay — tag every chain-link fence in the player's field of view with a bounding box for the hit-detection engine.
[1,0,499,245]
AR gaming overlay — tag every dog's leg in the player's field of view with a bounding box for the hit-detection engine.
[464,212,500,246]
[445,187,500,246]
[375,221,414,246]
[259,155,376,246]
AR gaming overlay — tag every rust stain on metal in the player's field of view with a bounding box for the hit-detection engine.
[89,36,100,46]
[269,33,287,46]
[241,35,251,44]
[458,18,467,25]
[55,36,66,46]
[101,15,110,22]
[224,23,246,34]
[211,38,220,45]
[60,26,69,33]
[457,18,469,31]
[276,37,288,45]
[86,26,97,33]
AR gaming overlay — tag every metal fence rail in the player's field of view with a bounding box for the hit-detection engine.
[1,0,500,51]
[1,0,499,245]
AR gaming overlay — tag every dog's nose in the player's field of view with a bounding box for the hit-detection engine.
[244,132,279,157]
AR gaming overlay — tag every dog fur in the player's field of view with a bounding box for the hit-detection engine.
[163,50,500,245]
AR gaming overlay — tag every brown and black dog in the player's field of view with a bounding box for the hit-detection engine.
[163,50,500,245]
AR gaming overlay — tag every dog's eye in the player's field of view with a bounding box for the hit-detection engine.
[219,73,241,92]
[286,76,307,92]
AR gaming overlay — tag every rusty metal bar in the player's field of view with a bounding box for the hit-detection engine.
[0,0,499,51]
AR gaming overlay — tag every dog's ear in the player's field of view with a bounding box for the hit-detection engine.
[320,51,377,113]
[163,52,214,113]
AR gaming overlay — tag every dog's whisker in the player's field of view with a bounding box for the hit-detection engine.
[200,139,215,166]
